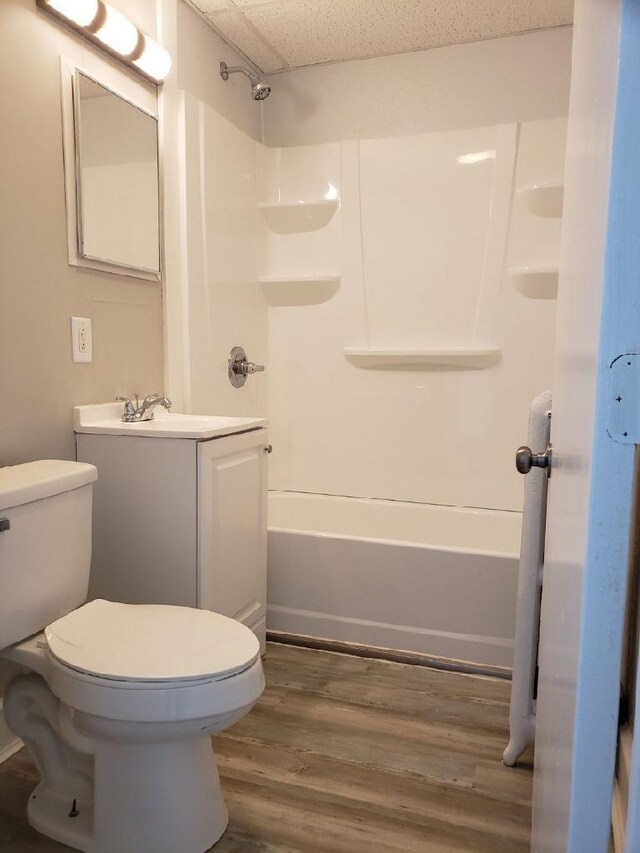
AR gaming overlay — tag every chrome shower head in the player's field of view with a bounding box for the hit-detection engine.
[220,61,271,101]
[251,79,272,101]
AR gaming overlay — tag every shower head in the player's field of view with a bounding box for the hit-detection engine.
[220,61,271,101]
[251,79,272,101]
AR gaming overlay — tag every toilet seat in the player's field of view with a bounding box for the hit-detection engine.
[45,599,260,683]
[27,600,265,725]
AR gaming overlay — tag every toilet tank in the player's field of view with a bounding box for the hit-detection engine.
[0,460,98,649]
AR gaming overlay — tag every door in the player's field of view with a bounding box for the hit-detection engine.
[532,1,640,850]
[197,429,268,650]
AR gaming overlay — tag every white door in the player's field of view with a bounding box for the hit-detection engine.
[532,1,640,850]
[197,430,268,647]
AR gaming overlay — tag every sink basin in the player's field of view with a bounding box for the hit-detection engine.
[74,403,267,440]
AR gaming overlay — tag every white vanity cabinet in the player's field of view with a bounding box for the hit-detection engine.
[75,410,268,652]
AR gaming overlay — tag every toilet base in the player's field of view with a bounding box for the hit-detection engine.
[93,735,229,853]
[27,735,230,853]
[28,781,93,852]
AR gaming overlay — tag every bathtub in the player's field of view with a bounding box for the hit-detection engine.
[267,491,522,669]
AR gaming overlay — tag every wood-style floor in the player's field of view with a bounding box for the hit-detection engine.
[0,643,533,852]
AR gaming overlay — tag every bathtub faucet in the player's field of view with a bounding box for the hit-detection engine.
[116,394,172,423]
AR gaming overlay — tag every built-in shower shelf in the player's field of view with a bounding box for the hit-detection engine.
[260,275,340,306]
[259,199,339,233]
[517,182,564,217]
[343,346,502,369]
[509,267,559,300]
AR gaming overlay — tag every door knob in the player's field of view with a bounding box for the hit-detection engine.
[515,444,552,475]
[228,346,265,388]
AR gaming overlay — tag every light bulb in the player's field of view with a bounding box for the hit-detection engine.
[45,0,99,27]
[133,35,172,82]
[94,2,139,57]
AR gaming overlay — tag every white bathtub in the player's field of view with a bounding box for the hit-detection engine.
[267,491,522,669]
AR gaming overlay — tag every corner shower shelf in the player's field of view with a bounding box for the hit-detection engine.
[259,199,339,233]
[517,182,564,218]
[259,275,340,306]
[343,346,502,369]
[509,266,559,300]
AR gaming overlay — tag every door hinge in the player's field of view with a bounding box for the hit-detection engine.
[608,353,640,444]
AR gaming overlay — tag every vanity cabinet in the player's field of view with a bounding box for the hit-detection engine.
[76,427,268,652]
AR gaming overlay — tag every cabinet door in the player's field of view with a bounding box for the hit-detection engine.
[197,429,267,635]
[77,434,198,607]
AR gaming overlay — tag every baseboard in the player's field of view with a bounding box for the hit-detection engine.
[267,630,512,680]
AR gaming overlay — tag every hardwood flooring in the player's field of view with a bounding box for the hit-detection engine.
[0,643,533,852]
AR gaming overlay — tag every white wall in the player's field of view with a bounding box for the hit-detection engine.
[262,29,571,513]
[176,1,262,142]
[181,95,268,417]
[162,0,266,411]
[264,27,573,146]
[0,0,166,467]
[0,0,263,449]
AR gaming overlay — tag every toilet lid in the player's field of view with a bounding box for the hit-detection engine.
[45,599,260,683]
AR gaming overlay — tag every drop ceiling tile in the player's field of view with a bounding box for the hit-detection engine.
[207,8,288,71]
[193,0,234,12]
[189,0,573,71]
[242,0,573,68]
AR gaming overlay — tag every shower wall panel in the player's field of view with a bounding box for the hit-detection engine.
[358,124,516,348]
[265,119,565,511]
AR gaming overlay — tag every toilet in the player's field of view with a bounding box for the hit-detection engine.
[0,459,265,853]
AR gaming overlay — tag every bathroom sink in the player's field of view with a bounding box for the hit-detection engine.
[74,403,267,440]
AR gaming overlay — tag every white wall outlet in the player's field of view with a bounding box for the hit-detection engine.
[70,317,92,363]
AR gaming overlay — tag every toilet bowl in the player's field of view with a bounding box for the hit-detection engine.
[0,460,265,852]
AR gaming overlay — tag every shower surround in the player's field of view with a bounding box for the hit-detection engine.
[176,28,570,668]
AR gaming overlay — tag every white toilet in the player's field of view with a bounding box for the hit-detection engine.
[0,459,265,853]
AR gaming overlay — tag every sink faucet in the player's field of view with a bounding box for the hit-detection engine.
[116,394,172,423]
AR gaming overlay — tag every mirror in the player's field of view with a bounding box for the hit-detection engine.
[74,72,160,274]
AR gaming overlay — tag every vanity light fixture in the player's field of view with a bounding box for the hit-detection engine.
[37,0,172,83]
[133,34,173,82]
[93,3,139,56]
[45,0,99,27]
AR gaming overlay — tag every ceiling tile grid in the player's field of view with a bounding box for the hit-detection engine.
[186,0,573,74]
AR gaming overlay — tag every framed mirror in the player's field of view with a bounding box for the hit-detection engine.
[72,71,161,276]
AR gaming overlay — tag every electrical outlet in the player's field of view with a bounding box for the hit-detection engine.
[71,317,92,363]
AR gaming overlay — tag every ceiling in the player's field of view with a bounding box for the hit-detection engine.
[186,0,574,74]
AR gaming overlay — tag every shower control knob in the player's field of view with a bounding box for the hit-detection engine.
[515,445,552,475]
[228,346,266,388]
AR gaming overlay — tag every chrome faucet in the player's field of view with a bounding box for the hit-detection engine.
[116,394,172,423]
